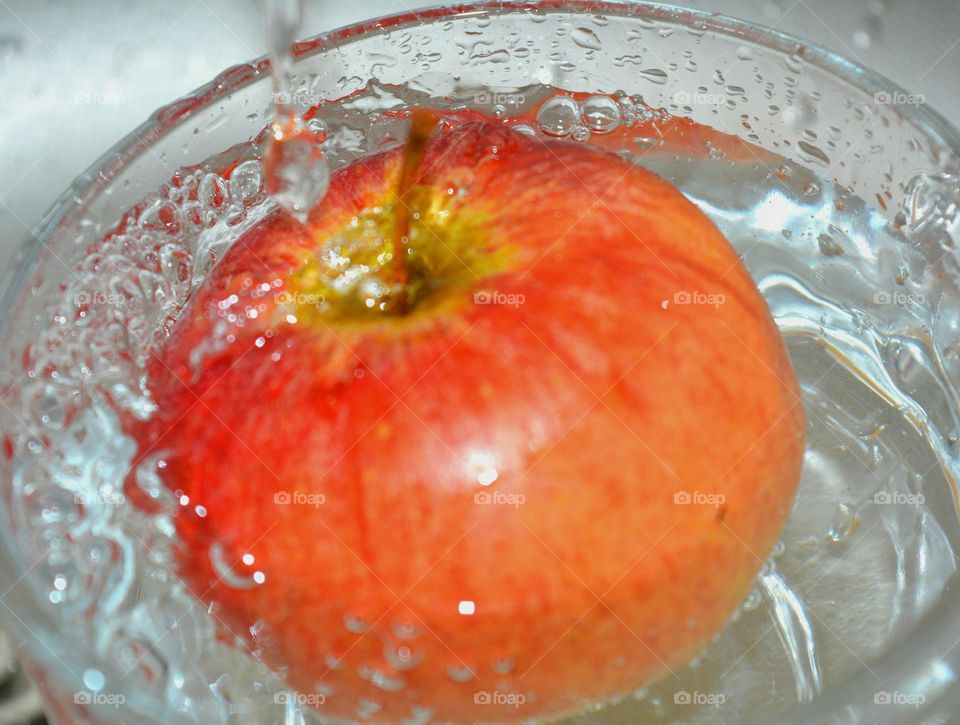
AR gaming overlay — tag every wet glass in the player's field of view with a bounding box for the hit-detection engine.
[1,2,959,723]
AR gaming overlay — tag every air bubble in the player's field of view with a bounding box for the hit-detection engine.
[581,95,621,133]
[229,160,264,206]
[536,96,580,137]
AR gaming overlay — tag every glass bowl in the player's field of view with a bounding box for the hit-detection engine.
[1,2,959,723]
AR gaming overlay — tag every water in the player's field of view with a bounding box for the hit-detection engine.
[6,82,960,724]
[262,0,330,223]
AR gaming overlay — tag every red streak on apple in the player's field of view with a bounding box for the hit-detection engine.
[128,115,804,723]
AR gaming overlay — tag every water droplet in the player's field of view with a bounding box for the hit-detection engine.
[797,141,830,167]
[265,124,329,224]
[818,233,845,257]
[83,669,105,692]
[345,612,372,634]
[324,653,345,670]
[356,698,382,718]
[209,542,260,589]
[229,160,264,206]
[571,27,603,50]
[741,588,762,611]
[827,502,860,543]
[392,620,422,639]
[385,640,424,671]
[639,68,669,85]
[633,137,660,152]
[359,665,406,692]
[581,95,621,133]
[446,663,476,683]
[536,96,580,137]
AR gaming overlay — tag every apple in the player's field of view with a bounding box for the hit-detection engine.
[128,112,804,723]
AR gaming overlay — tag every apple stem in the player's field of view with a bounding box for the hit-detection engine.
[391,110,437,312]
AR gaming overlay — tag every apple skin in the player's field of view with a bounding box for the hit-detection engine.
[129,119,804,723]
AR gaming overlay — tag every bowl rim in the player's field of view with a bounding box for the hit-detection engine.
[2,2,959,723]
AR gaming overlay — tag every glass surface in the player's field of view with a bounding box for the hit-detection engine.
[1,2,959,723]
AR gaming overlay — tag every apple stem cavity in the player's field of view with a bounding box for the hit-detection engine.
[390,110,438,313]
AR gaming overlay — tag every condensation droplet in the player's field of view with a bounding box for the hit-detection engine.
[571,27,603,50]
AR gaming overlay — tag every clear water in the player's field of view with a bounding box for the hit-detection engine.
[262,0,331,223]
[7,81,960,724]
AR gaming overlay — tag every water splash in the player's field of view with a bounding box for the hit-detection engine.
[261,0,330,223]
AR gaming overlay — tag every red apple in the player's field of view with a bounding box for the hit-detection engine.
[128,114,804,723]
